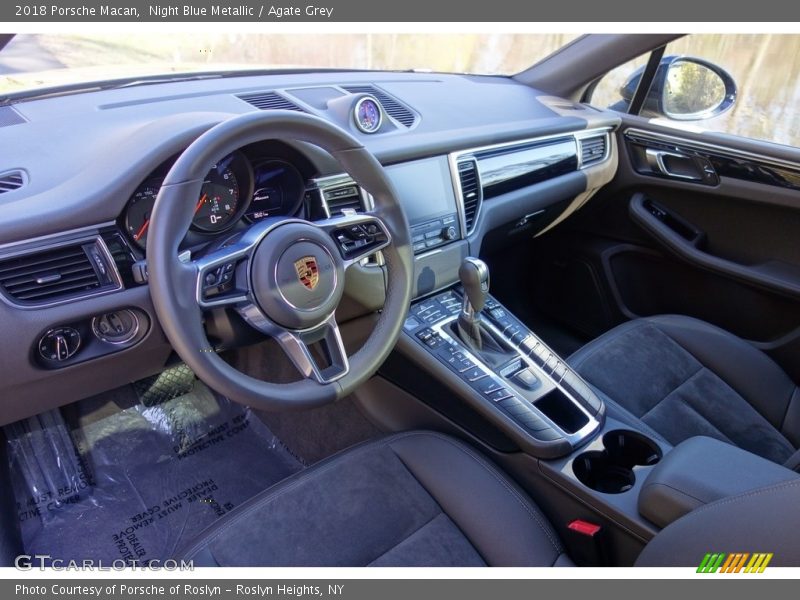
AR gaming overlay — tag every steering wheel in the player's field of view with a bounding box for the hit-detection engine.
[146,111,413,411]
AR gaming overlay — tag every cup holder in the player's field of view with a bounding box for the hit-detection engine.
[603,430,662,469]
[572,430,662,494]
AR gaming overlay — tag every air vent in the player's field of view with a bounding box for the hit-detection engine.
[579,135,608,167]
[237,91,305,112]
[0,240,118,305]
[0,170,26,195]
[323,184,363,215]
[457,159,482,233]
[341,85,416,127]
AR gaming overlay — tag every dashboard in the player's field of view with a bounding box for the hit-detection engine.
[0,69,620,425]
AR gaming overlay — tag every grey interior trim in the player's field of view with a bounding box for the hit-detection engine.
[0,220,116,252]
[629,192,800,299]
[575,129,612,169]
[626,127,800,173]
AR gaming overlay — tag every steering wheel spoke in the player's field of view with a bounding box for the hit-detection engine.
[194,242,252,309]
[275,316,350,384]
[235,304,349,384]
[315,212,391,268]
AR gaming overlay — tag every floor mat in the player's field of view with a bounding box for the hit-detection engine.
[6,378,302,564]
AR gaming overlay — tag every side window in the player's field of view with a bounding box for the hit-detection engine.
[588,34,800,148]
[590,54,649,114]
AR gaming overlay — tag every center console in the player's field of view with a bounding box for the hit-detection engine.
[401,259,604,459]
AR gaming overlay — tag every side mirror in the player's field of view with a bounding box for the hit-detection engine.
[619,55,737,121]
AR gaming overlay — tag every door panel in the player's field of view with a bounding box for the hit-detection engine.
[528,114,800,382]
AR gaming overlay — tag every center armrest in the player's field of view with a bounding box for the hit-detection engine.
[638,436,799,528]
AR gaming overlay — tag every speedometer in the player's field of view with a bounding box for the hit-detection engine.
[124,179,161,250]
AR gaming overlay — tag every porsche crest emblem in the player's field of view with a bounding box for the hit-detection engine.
[294,256,319,290]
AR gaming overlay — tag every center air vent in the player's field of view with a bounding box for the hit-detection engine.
[341,85,416,128]
[579,135,608,167]
[237,91,305,112]
[0,239,119,305]
[0,170,26,195]
[457,159,482,233]
[322,183,364,215]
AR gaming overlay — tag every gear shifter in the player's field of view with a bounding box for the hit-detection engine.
[458,257,490,348]
[453,257,516,369]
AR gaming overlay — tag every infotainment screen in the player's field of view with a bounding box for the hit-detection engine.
[385,157,457,226]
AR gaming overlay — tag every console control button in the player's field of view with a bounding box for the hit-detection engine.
[416,328,445,349]
[453,358,475,373]
[403,315,422,331]
[489,307,507,320]
[332,220,388,259]
[203,261,237,298]
[475,378,504,395]
[463,367,488,382]
[511,367,540,390]
[489,388,515,402]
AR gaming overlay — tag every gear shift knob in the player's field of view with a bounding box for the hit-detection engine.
[459,257,490,319]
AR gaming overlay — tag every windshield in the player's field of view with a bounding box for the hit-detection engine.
[0,33,578,96]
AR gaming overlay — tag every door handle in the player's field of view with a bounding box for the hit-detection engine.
[645,149,704,181]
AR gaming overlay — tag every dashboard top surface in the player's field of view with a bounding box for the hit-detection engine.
[0,70,615,245]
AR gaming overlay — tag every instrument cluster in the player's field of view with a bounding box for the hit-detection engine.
[123,151,308,252]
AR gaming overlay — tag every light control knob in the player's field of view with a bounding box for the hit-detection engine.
[38,327,81,362]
